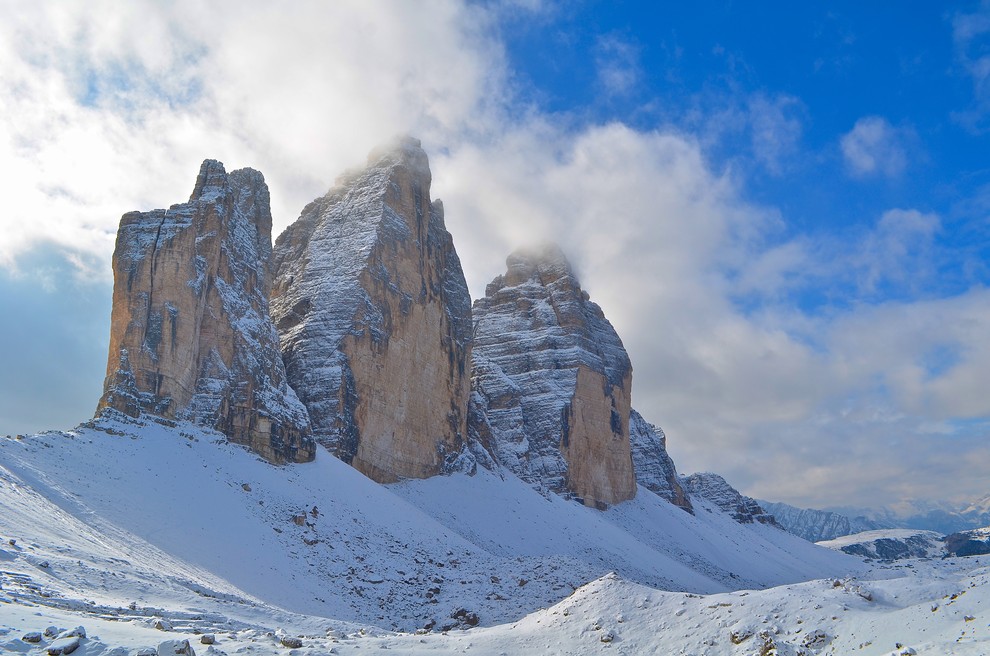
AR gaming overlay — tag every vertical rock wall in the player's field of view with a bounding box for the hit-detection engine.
[471,245,637,509]
[97,160,314,464]
[271,138,472,483]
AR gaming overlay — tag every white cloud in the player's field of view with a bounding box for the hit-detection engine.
[747,94,803,174]
[952,3,990,129]
[0,0,508,275]
[594,34,642,97]
[840,116,914,178]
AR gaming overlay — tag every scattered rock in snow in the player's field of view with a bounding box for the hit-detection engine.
[46,635,80,655]
[157,638,196,655]
[280,635,303,648]
[153,618,173,631]
[200,633,215,644]
[21,631,43,643]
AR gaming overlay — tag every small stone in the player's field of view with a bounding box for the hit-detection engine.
[22,632,43,643]
[47,636,81,655]
[44,626,61,637]
[242,483,252,492]
[157,638,196,655]
[280,636,303,648]
[153,618,173,631]
[57,626,86,639]
[200,634,215,644]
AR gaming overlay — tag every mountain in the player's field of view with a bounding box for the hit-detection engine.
[829,497,990,535]
[270,138,473,483]
[97,159,313,464]
[628,410,692,512]
[761,500,890,542]
[471,245,636,509]
[682,473,779,525]
[817,529,946,561]
[944,527,990,557]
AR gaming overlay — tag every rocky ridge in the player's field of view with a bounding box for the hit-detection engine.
[681,472,779,525]
[817,529,947,561]
[471,245,637,509]
[629,410,692,511]
[270,138,473,483]
[97,160,313,464]
[761,500,889,542]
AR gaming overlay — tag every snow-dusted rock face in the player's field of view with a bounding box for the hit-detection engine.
[761,500,889,542]
[471,245,636,509]
[97,160,314,464]
[944,527,990,557]
[271,137,472,483]
[681,473,779,526]
[628,410,692,512]
[818,529,947,560]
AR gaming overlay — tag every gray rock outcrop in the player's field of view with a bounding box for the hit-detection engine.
[681,472,779,525]
[271,137,473,483]
[629,410,692,512]
[761,500,889,542]
[97,160,314,464]
[471,245,636,509]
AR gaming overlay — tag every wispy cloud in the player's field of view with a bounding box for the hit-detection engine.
[594,34,642,97]
[840,116,915,178]
[952,1,990,130]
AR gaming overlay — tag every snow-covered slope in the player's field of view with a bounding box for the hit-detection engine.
[0,418,856,633]
[2,421,989,654]
[818,529,947,560]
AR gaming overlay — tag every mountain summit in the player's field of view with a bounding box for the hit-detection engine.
[97,160,314,464]
[271,137,473,483]
[471,245,637,509]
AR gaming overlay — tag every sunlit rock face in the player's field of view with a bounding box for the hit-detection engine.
[98,160,314,464]
[629,410,693,512]
[471,245,637,509]
[271,137,472,483]
[681,472,780,526]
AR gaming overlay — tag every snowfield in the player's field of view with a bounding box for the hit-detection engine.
[1,418,987,654]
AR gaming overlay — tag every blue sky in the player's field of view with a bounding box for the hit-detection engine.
[2,0,990,510]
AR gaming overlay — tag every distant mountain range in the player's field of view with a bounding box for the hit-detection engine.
[763,496,990,542]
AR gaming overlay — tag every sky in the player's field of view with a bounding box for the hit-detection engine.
[2,0,990,512]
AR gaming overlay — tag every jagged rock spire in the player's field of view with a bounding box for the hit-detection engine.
[471,244,637,509]
[98,159,314,464]
[271,137,473,482]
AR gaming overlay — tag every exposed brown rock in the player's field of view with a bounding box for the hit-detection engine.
[97,160,314,464]
[271,137,472,482]
[471,245,637,509]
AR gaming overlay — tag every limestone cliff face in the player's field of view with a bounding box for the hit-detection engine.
[680,473,780,526]
[97,160,314,464]
[629,410,692,512]
[471,246,636,509]
[271,137,472,483]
